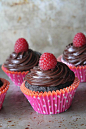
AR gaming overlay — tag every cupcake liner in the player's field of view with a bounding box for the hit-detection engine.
[0,78,9,110]
[20,77,80,115]
[1,65,29,87]
[57,55,86,82]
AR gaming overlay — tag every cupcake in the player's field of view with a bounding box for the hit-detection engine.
[57,32,86,82]
[2,38,41,86]
[20,52,80,115]
[0,78,9,110]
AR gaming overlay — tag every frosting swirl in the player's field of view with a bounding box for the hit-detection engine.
[4,49,41,72]
[25,62,75,87]
[63,43,86,66]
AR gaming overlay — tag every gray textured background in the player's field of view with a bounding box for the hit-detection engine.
[0,0,86,64]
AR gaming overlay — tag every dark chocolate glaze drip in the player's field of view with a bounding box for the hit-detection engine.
[0,79,3,87]
[25,62,75,88]
[63,43,86,66]
[4,49,41,72]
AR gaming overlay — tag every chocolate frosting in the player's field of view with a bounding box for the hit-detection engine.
[4,49,41,72]
[63,43,86,66]
[25,62,75,87]
[0,79,3,87]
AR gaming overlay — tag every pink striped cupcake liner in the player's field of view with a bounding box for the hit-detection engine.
[0,78,9,110]
[57,55,86,82]
[1,65,29,87]
[20,77,80,115]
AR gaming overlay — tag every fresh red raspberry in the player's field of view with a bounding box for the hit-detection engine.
[14,38,29,53]
[73,32,86,47]
[39,53,57,70]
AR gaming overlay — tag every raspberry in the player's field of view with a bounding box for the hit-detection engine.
[39,53,57,70]
[73,32,86,47]
[14,38,29,53]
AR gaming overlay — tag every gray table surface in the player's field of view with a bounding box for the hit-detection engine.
[0,66,86,129]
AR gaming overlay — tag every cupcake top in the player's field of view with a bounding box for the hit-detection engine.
[0,79,3,87]
[25,53,75,91]
[4,38,41,72]
[63,32,86,66]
